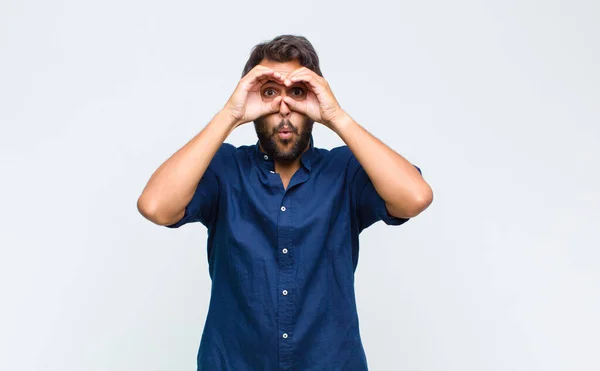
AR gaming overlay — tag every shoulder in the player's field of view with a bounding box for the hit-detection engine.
[324,145,357,169]
[208,142,254,173]
[328,145,352,158]
[308,145,360,181]
[313,145,351,162]
[213,142,253,161]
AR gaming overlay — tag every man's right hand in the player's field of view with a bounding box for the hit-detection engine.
[223,66,285,127]
[139,67,288,227]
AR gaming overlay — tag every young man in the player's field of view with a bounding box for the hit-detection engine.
[137,34,433,370]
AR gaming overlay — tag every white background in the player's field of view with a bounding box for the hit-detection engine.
[1,0,599,370]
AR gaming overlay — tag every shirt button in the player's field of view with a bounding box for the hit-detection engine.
[270,170,275,173]
[282,333,288,339]
[263,155,269,160]
[281,206,286,212]
[282,248,288,254]
[282,290,288,296]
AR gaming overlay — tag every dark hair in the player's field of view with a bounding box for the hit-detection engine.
[241,35,323,78]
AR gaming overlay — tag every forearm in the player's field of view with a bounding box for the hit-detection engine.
[331,113,433,218]
[137,110,237,225]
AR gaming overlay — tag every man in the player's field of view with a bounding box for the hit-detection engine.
[137,34,433,370]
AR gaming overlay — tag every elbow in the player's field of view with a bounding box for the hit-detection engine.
[137,194,158,221]
[388,184,434,219]
[411,189,434,217]
[137,195,169,225]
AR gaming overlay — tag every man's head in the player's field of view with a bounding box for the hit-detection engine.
[242,35,322,163]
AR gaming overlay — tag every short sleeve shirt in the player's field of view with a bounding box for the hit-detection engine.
[167,135,421,370]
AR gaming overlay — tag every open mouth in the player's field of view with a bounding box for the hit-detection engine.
[277,131,293,140]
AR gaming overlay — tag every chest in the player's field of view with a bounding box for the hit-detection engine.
[220,168,353,241]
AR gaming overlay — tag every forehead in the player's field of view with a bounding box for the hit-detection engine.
[258,58,303,77]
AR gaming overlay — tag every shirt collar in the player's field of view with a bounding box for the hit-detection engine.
[254,134,315,173]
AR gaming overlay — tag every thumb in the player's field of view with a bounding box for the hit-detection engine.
[282,96,305,114]
[266,96,282,113]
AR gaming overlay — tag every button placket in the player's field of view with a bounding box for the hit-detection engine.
[277,195,294,368]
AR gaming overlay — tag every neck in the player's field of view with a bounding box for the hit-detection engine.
[258,140,311,176]
[274,159,301,176]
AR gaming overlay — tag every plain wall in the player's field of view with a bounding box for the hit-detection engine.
[1,0,599,370]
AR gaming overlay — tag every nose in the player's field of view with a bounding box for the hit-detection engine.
[278,98,291,118]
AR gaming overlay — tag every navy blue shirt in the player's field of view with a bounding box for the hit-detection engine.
[166,135,421,370]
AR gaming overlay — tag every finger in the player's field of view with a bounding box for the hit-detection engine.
[287,74,323,93]
[255,75,274,88]
[284,67,307,82]
[285,67,323,86]
[268,96,283,113]
[248,70,277,86]
[282,96,307,114]
[246,68,284,87]
[247,64,279,78]
[243,71,271,90]
[284,67,311,86]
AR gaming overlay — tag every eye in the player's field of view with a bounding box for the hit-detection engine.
[290,87,305,97]
[263,88,277,97]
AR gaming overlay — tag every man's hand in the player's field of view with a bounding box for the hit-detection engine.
[280,67,345,128]
[223,66,286,127]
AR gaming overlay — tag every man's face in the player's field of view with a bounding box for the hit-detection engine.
[254,58,314,163]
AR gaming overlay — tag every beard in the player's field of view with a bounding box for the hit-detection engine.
[254,116,314,162]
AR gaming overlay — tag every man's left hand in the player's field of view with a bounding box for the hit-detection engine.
[281,67,346,128]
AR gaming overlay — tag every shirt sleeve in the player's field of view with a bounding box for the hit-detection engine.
[347,150,422,232]
[165,166,219,229]
[164,143,234,229]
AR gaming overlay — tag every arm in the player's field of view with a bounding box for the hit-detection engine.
[331,114,433,219]
[137,66,286,226]
[280,67,433,219]
[137,110,237,226]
